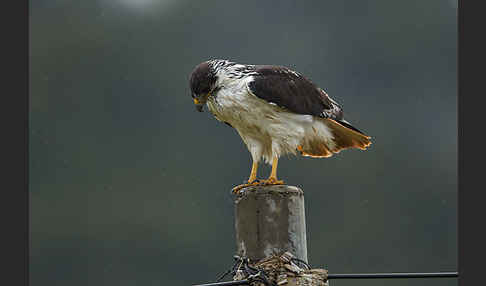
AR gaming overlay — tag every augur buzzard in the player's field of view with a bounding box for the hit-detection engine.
[189,59,371,193]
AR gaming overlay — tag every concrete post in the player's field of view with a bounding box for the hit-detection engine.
[234,185,308,264]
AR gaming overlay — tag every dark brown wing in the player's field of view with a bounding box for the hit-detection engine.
[247,65,343,120]
[247,65,368,135]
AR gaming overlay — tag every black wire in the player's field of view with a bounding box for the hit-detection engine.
[216,256,242,282]
[290,257,311,270]
[327,272,459,279]
[216,269,234,282]
[215,256,274,286]
[193,272,459,286]
[193,280,250,286]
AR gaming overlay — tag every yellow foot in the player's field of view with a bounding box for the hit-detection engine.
[260,177,285,186]
[231,178,285,194]
[232,180,261,194]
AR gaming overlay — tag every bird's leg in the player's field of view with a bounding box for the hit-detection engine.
[248,161,258,183]
[261,156,285,185]
[232,161,261,194]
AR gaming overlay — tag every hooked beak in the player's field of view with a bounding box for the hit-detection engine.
[193,93,210,112]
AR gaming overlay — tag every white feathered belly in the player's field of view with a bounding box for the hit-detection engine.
[206,87,336,164]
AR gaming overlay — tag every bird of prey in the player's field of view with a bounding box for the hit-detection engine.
[189,59,371,193]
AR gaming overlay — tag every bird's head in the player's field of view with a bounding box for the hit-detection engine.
[189,61,218,112]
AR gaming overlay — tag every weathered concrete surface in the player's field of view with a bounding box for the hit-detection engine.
[234,185,308,263]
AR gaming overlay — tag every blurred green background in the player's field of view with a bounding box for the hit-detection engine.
[29,1,457,286]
